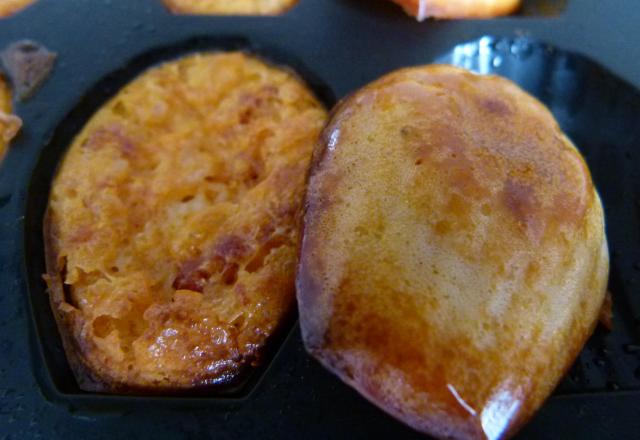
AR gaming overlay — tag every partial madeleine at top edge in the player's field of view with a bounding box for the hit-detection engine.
[0,0,36,18]
[391,0,521,20]
[162,0,298,15]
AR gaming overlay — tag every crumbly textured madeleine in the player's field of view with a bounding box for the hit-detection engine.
[391,0,520,19]
[44,52,327,392]
[162,0,297,15]
[0,0,36,17]
[297,65,608,439]
[0,76,22,161]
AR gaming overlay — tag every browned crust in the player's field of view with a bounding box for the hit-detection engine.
[44,208,109,392]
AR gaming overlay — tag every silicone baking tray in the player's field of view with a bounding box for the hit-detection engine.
[1,0,639,438]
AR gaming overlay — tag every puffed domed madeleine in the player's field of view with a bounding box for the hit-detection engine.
[45,52,327,392]
[0,0,36,17]
[162,0,297,15]
[391,0,520,20]
[0,75,22,161]
[297,65,608,439]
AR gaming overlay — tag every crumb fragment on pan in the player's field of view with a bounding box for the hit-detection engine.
[1,40,57,101]
[391,0,521,19]
[162,0,297,15]
[0,0,36,18]
[0,75,22,161]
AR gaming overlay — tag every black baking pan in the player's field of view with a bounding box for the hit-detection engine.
[1,0,640,438]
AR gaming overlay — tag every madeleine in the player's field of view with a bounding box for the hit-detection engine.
[297,65,608,439]
[45,52,327,392]
[392,0,520,20]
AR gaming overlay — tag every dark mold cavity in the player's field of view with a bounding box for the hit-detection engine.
[23,36,335,403]
[623,344,640,354]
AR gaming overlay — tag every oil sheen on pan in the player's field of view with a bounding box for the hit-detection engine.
[44,52,328,393]
[0,0,36,18]
[390,0,521,20]
[161,0,298,15]
[296,65,608,439]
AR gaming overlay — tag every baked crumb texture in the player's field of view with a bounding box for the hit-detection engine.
[45,52,327,392]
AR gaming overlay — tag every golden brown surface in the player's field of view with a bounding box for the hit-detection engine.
[297,65,608,439]
[0,75,22,161]
[162,0,297,15]
[0,0,35,17]
[45,52,327,392]
[391,0,520,19]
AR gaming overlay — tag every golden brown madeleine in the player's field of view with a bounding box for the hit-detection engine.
[0,75,22,161]
[0,0,36,17]
[162,0,297,15]
[391,0,520,20]
[297,65,608,439]
[45,52,327,392]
